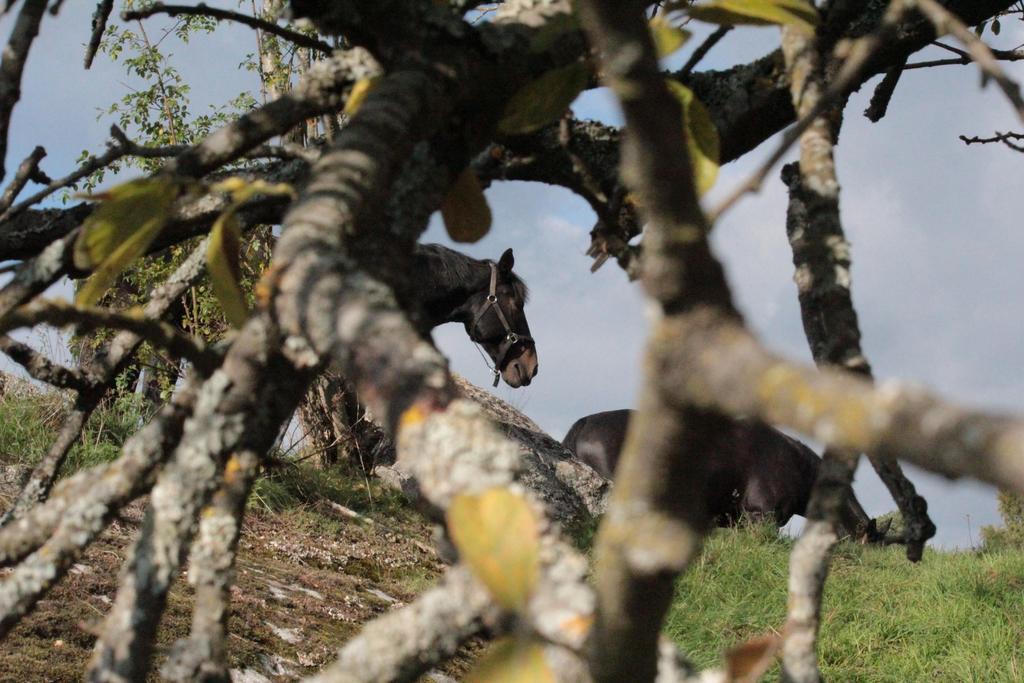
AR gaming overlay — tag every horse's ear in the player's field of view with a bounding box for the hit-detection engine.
[497,248,514,272]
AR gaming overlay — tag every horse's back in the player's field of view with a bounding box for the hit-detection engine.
[561,409,821,527]
[561,409,632,479]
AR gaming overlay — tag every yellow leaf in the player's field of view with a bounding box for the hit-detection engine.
[687,0,818,34]
[447,488,540,611]
[498,62,589,135]
[465,638,555,683]
[206,206,249,328]
[210,177,296,203]
[725,633,780,683]
[665,79,720,196]
[441,167,492,243]
[345,77,380,116]
[74,178,180,306]
[650,16,691,58]
[209,176,248,195]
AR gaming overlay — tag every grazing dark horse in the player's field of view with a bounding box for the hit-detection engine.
[413,244,538,388]
[562,409,876,535]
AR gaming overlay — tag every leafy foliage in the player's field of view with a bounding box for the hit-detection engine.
[982,491,1024,550]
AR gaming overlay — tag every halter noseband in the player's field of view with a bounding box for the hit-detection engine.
[470,261,534,387]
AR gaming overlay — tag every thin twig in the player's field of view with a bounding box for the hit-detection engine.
[904,49,1024,70]
[0,125,313,222]
[960,130,1024,151]
[679,25,732,78]
[122,2,333,54]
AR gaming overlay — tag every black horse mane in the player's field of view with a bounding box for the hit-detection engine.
[414,243,529,302]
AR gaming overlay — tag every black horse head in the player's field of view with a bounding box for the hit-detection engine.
[414,244,538,388]
[462,248,538,388]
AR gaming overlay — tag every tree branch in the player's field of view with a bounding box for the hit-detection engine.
[0,334,94,392]
[0,145,46,213]
[122,2,334,54]
[86,317,312,681]
[83,0,114,69]
[0,0,47,184]
[575,1,739,681]
[1,299,220,374]
[913,0,1024,122]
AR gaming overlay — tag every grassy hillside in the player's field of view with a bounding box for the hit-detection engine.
[2,378,1023,681]
[666,524,1024,682]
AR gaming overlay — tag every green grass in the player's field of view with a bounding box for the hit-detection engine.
[248,459,411,520]
[0,380,150,475]
[0,381,68,467]
[665,524,1024,682]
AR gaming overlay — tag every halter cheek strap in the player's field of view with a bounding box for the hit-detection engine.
[470,261,534,387]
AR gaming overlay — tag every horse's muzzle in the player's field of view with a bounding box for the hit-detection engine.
[502,346,538,387]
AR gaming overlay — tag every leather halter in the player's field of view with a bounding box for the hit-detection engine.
[469,261,534,386]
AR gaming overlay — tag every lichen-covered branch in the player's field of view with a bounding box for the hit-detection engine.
[161,450,259,683]
[651,311,1024,495]
[575,1,739,681]
[778,24,861,683]
[303,565,500,683]
[86,318,312,681]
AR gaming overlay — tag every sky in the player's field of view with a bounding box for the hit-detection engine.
[2,3,1024,548]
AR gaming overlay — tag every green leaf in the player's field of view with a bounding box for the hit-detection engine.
[465,639,555,683]
[447,488,540,611]
[441,167,492,243]
[687,0,818,34]
[650,16,691,58]
[207,207,249,328]
[529,12,580,53]
[498,62,589,135]
[74,178,179,307]
[665,80,720,196]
